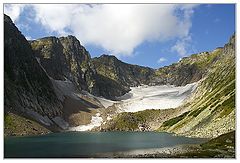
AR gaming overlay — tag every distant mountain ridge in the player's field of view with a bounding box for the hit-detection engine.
[30,35,222,100]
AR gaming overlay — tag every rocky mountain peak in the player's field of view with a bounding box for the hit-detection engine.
[59,35,91,61]
[30,35,98,94]
[37,36,58,41]
[96,54,123,63]
[60,35,79,42]
[92,54,154,88]
[99,54,118,59]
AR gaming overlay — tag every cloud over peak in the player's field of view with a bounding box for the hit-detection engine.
[4,4,197,56]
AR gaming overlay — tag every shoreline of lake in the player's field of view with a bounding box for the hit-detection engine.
[94,144,200,158]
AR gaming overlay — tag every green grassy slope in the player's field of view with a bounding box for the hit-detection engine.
[157,35,235,138]
[4,112,50,136]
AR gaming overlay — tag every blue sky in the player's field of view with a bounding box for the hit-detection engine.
[4,4,235,69]
[120,4,235,68]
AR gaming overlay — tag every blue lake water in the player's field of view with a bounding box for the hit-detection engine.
[4,131,207,158]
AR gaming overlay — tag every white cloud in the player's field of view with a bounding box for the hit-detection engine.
[32,4,77,35]
[157,57,167,63]
[4,4,26,22]
[25,36,33,40]
[171,35,192,56]
[4,4,198,56]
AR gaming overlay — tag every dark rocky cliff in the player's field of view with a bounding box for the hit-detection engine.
[92,55,154,87]
[4,14,64,134]
[30,35,97,93]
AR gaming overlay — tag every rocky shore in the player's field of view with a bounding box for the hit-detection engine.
[95,131,235,158]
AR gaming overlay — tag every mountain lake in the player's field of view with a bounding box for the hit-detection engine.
[4,131,207,158]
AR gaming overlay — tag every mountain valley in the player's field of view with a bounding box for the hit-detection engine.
[4,13,236,158]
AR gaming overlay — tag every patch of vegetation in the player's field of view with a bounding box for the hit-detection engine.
[222,94,235,107]
[4,113,15,129]
[161,111,190,127]
[4,112,50,137]
[112,113,139,131]
[211,94,235,118]
[199,53,235,99]
[191,70,235,118]
[109,109,161,131]
[224,81,235,96]
[195,49,221,69]
[134,109,161,121]
[189,106,206,117]
[219,94,235,118]
[201,131,235,150]
[168,131,235,158]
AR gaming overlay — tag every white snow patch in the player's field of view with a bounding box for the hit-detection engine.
[68,113,103,131]
[117,83,197,113]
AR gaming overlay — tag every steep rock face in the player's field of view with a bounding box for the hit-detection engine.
[4,14,63,133]
[150,50,222,86]
[91,55,156,99]
[92,54,155,87]
[30,36,97,93]
[31,38,154,100]
[93,74,131,99]
[31,36,130,100]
